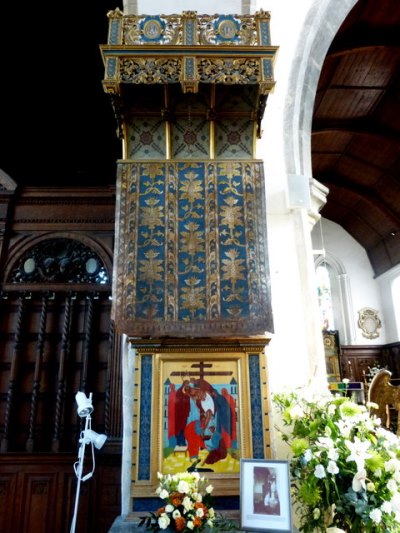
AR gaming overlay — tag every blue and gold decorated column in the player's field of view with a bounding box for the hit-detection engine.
[101,9,277,339]
[102,10,279,515]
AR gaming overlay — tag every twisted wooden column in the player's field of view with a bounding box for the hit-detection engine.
[52,293,74,452]
[26,293,49,452]
[0,295,26,452]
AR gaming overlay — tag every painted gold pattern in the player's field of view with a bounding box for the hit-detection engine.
[113,161,272,338]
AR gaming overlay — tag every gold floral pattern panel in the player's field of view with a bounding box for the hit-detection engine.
[113,161,273,338]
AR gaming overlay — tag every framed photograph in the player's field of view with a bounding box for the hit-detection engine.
[240,459,292,532]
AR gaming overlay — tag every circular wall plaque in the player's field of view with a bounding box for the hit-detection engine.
[143,19,163,40]
[218,19,237,40]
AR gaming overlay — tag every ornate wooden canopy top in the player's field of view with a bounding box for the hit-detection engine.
[100,10,278,139]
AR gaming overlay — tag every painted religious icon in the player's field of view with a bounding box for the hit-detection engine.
[161,359,240,474]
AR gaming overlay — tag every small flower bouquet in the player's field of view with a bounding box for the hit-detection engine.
[273,388,400,532]
[139,472,216,532]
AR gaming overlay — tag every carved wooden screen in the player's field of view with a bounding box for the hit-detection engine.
[0,237,118,453]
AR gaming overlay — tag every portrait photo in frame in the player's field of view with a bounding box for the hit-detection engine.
[240,459,292,532]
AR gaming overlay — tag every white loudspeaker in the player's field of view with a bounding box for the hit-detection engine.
[287,174,311,209]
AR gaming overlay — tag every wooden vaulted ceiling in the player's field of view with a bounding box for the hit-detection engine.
[312,0,400,277]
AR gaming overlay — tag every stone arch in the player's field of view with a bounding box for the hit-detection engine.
[0,168,17,192]
[283,0,358,178]
[315,251,356,344]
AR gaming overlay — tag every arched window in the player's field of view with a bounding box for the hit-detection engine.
[314,253,355,345]
[392,276,400,339]
[316,262,335,330]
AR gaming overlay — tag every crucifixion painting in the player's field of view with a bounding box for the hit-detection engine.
[161,359,240,474]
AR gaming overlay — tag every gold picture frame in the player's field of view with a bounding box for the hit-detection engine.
[130,339,270,499]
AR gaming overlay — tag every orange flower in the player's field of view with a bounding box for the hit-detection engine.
[193,516,203,528]
[155,506,165,516]
[170,491,183,506]
[174,516,186,531]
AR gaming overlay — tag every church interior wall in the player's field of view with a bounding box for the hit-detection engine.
[312,218,387,345]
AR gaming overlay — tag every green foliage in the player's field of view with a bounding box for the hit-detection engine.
[273,389,400,532]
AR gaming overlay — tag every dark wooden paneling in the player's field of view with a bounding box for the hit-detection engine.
[340,345,383,382]
[0,454,121,533]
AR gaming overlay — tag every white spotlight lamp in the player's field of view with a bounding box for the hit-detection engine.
[70,391,107,533]
[75,391,94,417]
[82,428,107,450]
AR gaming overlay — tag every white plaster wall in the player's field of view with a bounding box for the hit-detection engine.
[376,265,400,344]
[313,218,386,345]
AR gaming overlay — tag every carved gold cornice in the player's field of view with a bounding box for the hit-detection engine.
[100,11,277,96]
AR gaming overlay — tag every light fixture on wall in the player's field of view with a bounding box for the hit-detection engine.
[70,392,107,533]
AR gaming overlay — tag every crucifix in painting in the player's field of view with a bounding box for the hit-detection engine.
[162,359,240,474]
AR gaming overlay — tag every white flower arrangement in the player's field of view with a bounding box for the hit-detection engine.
[139,472,216,532]
[273,388,400,532]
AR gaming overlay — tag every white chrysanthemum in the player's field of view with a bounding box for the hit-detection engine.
[385,458,400,474]
[196,507,205,518]
[313,508,320,519]
[387,478,397,493]
[390,492,400,513]
[157,472,163,480]
[172,509,181,519]
[194,492,202,502]
[178,480,190,494]
[366,482,375,492]
[327,460,339,475]
[187,520,194,530]
[208,507,215,518]
[314,464,326,479]
[165,504,174,513]
[206,484,213,494]
[183,496,193,510]
[381,500,392,514]
[159,489,169,499]
[369,508,382,524]
[158,513,171,530]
